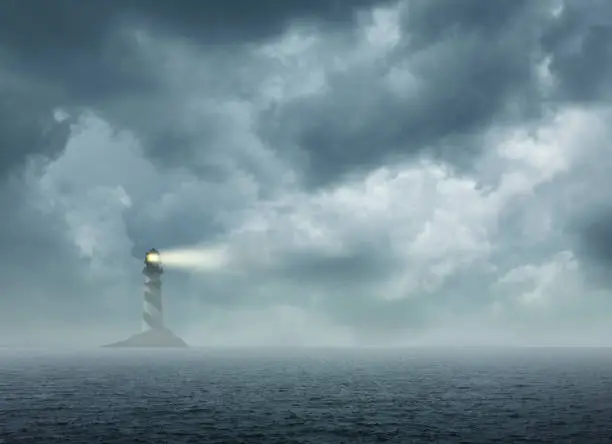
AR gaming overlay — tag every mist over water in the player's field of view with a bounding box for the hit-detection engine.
[4,319,612,349]
[2,347,612,442]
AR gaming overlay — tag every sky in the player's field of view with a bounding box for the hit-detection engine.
[1,0,611,347]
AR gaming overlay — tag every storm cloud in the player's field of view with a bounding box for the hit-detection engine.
[1,0,611,346]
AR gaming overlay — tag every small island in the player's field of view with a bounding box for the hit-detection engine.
[104,327,188,348]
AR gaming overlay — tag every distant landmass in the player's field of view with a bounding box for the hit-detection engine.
[103,328,188,348]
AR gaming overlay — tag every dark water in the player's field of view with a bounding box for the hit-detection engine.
[1,347,612,443]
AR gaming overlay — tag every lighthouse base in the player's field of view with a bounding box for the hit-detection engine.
[103,327,188,348]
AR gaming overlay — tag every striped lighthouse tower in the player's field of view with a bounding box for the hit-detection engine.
[143,248,164,332]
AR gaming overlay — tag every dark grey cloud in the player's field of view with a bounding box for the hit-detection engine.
[579,210,612,264]
[1,0,612,345]
[541,0,612,102]
[402,0,533,39]
[0,0,388,50]
[256,0,552,187]
[569,205,612,288]
[0,0,389,100]
[0,88,71,176]
[0,0,393,172]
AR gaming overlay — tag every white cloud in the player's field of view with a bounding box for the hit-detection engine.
[32,114,146,270]
[362,4,402,53]
[498,250,581,306]
[222,105,611,309]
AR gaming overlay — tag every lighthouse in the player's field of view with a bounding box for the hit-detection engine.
[103,248,188,348]
[143,248,164,332]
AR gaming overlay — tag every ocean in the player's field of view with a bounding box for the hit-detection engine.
[1,347,611,443]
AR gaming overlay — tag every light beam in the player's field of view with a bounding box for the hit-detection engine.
[157,245,231,272]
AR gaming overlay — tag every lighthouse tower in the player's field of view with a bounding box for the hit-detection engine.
[103,248,187,348]
[143,248,164,331]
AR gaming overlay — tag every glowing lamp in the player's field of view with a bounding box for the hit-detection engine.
[146,252,160,264]
[144,248,162,269]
